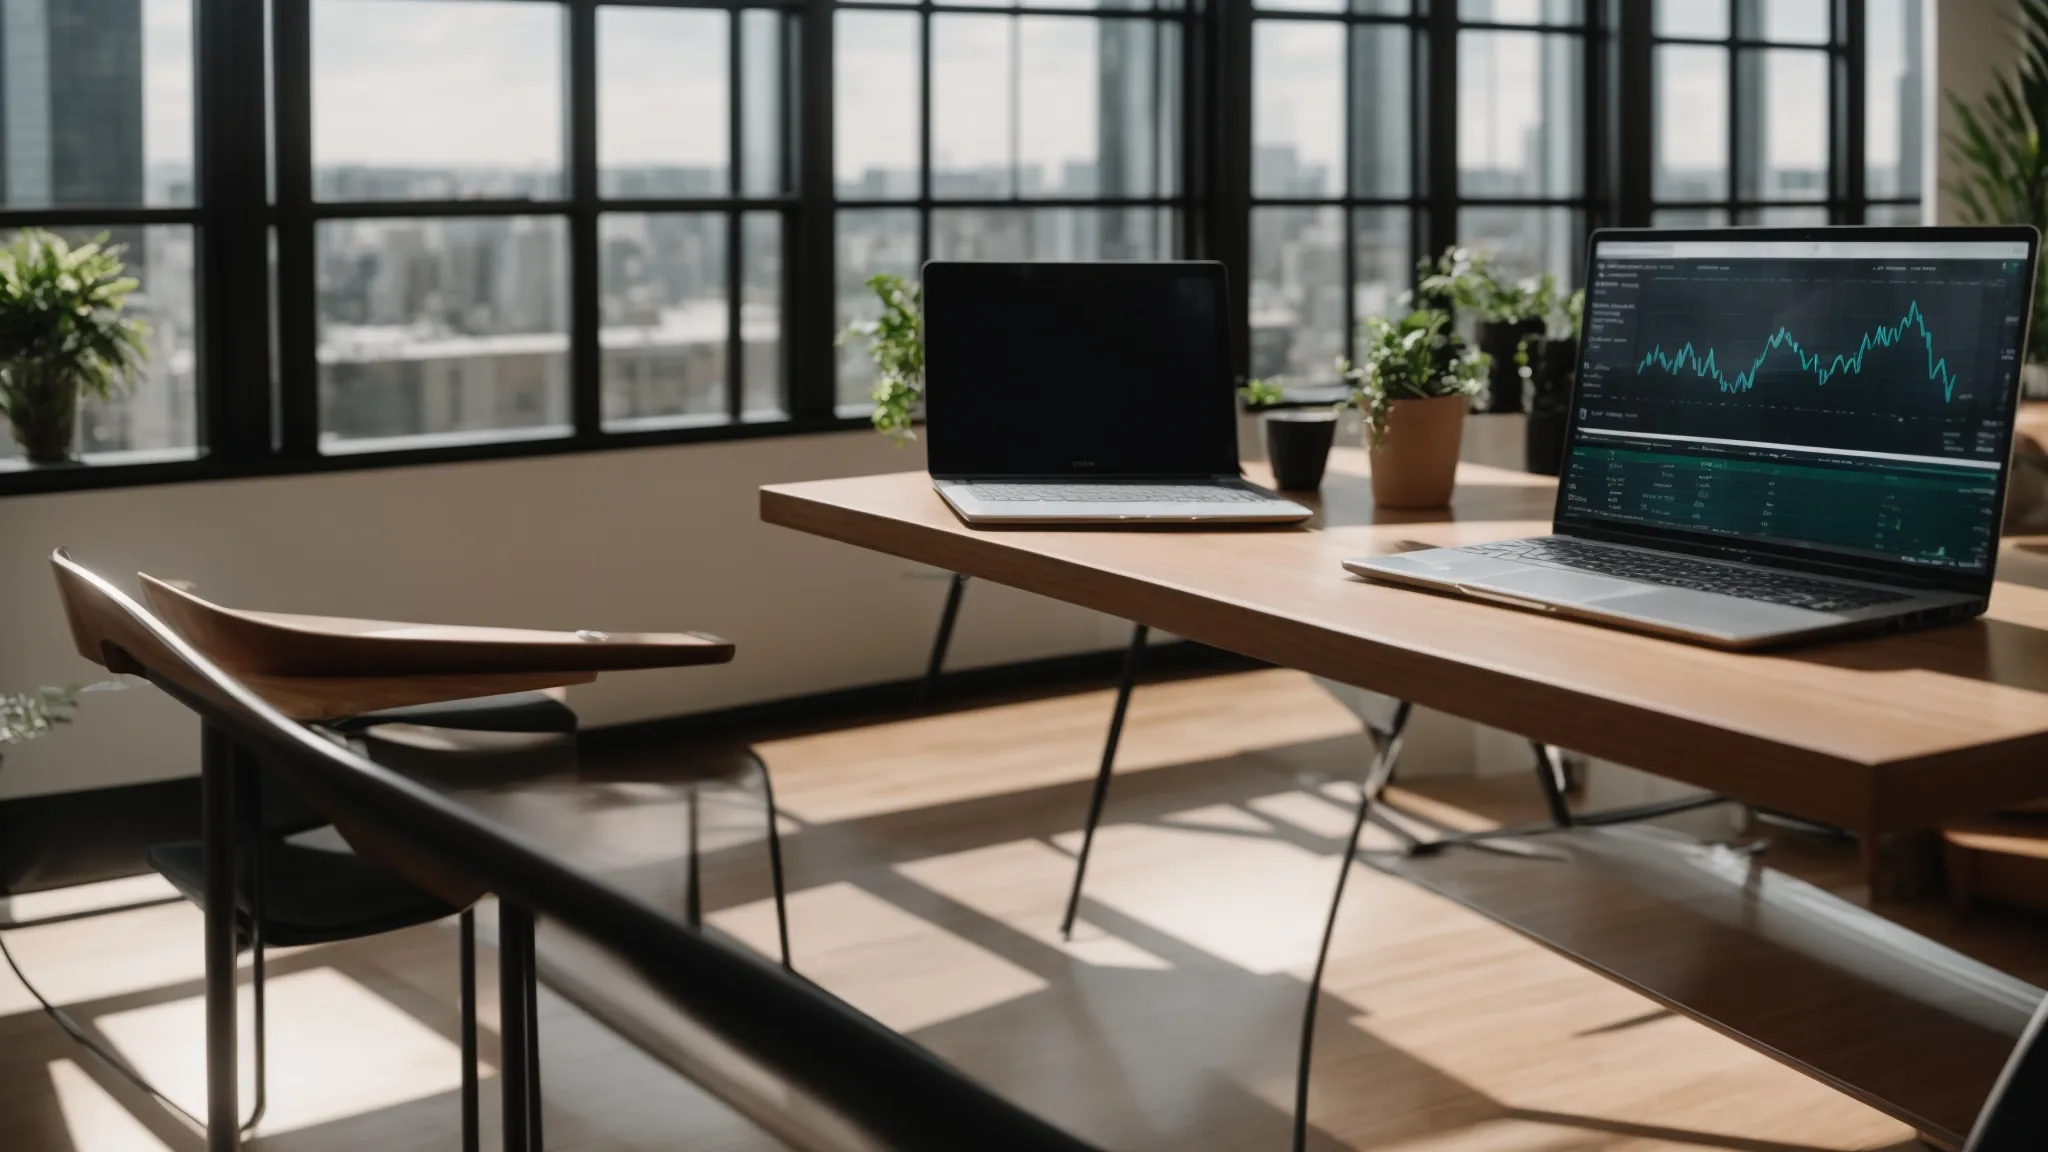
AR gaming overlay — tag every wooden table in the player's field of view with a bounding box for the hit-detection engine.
[763,451,2048,1148]
[764,449,2048,862]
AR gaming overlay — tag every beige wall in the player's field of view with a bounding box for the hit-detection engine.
[0,431,1131,800]
[1934,0,2023,223]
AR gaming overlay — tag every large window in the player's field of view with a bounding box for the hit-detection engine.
[0,0,197,464]
[0,0,1932,491]
[1248,0,1595,385]
[1649,0,1923,227]
[832,1,1189,408]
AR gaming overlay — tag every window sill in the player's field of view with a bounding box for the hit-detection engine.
[0,414,877,499]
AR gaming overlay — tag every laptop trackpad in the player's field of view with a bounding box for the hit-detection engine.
[1479,567,1643,604]
[1581,587,1834,635]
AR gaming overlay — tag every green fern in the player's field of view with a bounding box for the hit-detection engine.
[1943,0,2048,362]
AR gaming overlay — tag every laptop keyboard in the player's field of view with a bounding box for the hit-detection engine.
[966,483,1274,504]
[1464,538,1912,612]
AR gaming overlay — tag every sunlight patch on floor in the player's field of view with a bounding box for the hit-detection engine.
[95,967,477,1136]
[894,839,1171,970]
[709,881,1049,1033]
[47,1058,178,1152]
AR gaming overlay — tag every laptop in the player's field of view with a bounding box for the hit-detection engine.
[1345,225,2041,649]
[922,261,1312,525]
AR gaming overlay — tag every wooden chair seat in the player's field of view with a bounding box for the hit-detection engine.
[1945,818,2048,917]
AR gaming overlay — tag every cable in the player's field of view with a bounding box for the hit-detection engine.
[0,924,210,1133]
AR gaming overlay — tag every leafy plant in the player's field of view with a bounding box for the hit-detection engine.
[1944,0,2048,362]
[837,274,924,440]
[0,685,83,747]
[1418,246,1559,326]
[0,229,149,461]
[1338,310,1490,449]
[1238,377,1287,409]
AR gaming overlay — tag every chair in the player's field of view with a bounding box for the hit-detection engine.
[45,557,779,1150]
[1970,992,2048,1150]
[50,548,1102,1152]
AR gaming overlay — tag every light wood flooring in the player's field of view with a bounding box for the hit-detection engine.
[7,667,2048,1151]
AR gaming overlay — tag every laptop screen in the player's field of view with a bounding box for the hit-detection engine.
[1558,229,2038,580]
[923,262,1238,479]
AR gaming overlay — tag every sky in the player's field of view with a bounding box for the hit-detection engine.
[129,0,1899,192]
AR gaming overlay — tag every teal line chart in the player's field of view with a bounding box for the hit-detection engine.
[1633,300,1959,402]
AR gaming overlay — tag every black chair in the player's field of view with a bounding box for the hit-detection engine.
[141,690,576,1144]
[1969,993,2048,1151]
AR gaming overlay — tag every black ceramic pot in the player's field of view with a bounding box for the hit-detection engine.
[1262,410,1338,491]
[1475,318,1545,414]
[1524,335,1576,476]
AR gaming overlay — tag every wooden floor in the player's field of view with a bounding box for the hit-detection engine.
[7,666,2048,1151]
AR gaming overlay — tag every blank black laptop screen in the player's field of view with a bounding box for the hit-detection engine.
[923,262,1238,478]
[1559,231,2036,576]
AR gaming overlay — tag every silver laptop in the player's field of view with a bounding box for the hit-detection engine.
[1346,225,2041,649]
[922,261,1310,525]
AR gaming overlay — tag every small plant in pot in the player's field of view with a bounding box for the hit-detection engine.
[1239,377,1338,492]
[1341,309,1490,509]
[0,230,149,465]
[1419,246,1557,415]
[837,273,924,440]
[1523,289,1584,476]
[0,685,84,770]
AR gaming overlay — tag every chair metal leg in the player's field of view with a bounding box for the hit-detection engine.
[460,909,479,1152]
[755,758,794,969]
[239,759,267,1137]
[499,903,531,1152]
[1293,701,1411,1152]
[1059,622,1149,940]
[201,724,241,1152]
[525,919,543,1152]
[684,785,702,931]
[1533,741,1574,829]
[918,573,970,708]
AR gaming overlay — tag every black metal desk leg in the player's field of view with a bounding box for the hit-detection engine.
[499,903,531,1152]
[1293,701,1412,1152]
[525,915,543,1151]
[1533,742,1574,829]
[1059,623,1150,940]
[200,724,240,1152]
[460,909,479,1152]
[918,573,970,708]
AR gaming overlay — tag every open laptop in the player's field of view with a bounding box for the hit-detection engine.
[922,261,1311,525]
[1345,225,2041,649]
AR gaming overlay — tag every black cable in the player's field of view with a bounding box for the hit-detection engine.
[0,924,210,1133]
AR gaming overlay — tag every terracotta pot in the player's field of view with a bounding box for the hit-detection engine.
[1368,394,1467,508]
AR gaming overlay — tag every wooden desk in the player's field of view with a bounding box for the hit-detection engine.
[763,453,2048,1148]
[764,450,2048,862]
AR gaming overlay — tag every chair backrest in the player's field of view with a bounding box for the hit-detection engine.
[48,550,1103,1152]
[1968,993,2048,1151]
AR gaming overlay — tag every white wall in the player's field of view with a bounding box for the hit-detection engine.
[0,431,1131,800]
[1933,0,2022,223]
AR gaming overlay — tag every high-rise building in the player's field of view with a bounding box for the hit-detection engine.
[1,0,144,208]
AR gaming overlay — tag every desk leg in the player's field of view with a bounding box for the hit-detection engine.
[200,724,240,1152]
[1060,622,1150,939]
[917,574,970,709]
[1293,701,1410,1152]
[500,903,531,1152]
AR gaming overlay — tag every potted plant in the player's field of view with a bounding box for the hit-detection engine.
[837,273,924,440]
[1944,5,2048,397]
[1340,309,1490,508]
[1239,377,1338,492]
[0,230,149,464]
[1419,246,1558,414]
[0,685,83,769]
[1524,289,1584,476]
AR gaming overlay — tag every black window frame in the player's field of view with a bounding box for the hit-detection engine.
[0,0,1919,496]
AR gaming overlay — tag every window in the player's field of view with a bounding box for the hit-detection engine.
[0,0,1932,492]
[832,2,1188,408]
[1648,0,1922,227]
[1248,0,1593,385]
[0,0,198,465]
